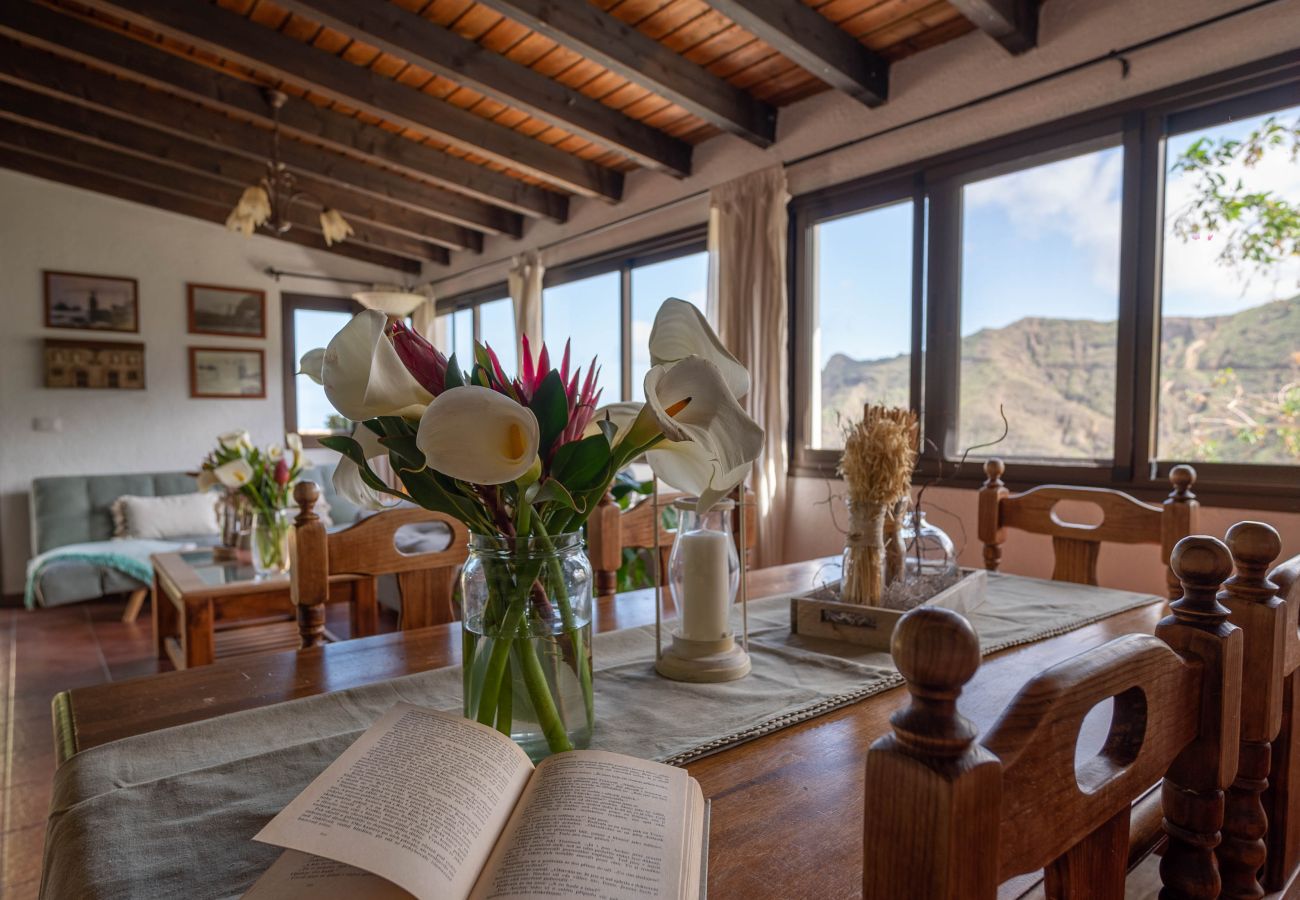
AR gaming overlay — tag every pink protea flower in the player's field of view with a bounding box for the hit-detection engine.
[389,320,448,396]
[273,457,291,486]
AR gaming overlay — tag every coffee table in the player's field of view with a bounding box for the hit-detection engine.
[151,548,372,670]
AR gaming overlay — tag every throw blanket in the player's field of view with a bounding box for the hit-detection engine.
[24,539,189,609]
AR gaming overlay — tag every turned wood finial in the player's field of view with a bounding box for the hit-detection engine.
[1170,535,1234,627]
[982,457,1005,488]
[890,606,982,757]
[1224,522,1282,602]
[1168,464,1197,499]
[293,480,320,525]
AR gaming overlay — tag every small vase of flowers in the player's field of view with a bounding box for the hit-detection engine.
[301,299,762,759]
[198,430,307,576]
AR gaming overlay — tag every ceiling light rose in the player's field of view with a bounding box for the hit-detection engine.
[224,89,350,247]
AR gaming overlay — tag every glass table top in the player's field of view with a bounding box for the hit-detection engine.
[178,549,285,587]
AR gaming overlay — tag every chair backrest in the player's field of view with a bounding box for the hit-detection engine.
[586,489,757,597]
[1231,538,1300,893]
[863,535,1241,899]
[977,459,1199,599]
[290,481,470,647]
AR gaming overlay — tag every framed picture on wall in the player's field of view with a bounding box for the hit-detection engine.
[44,339,146,390]
[187,283,266,338]
[44,270,139,333]
[189,346,266,399]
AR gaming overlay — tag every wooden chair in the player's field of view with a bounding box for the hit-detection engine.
[586,489,757,598]
[1211,522,1300,895]
[863,534,1242,899]
[978,459,1200,599]
[290,481,470,648]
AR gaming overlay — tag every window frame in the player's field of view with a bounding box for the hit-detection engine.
[439,226,708,402]
[788,54,1300,511]
[280,292,361,447]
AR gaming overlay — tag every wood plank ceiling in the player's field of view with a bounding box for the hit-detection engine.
[0,0,1039,274]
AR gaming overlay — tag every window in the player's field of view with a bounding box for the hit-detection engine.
[804,199,915,451]
[544,271,621,402]
[957,144,1123,462]
[282,294,359,441]
[790,62,1300,507]
[478,297,517,375]
[1157,102,1300,467]
[440,229,708,404]
[630,252,708,396]
[449,307,473,369]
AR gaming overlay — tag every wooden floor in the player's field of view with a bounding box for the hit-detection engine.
[0,594,388,899]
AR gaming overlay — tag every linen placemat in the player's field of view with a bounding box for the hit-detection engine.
[41,574,1161,900]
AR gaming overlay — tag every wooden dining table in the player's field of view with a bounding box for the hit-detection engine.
[50,558,1167,899]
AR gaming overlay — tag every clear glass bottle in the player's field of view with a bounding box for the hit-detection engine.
[461,532,593,761]
[902,510,958,586]
[250,508,293,577]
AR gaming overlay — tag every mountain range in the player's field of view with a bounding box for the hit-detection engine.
[819,296,1300,464]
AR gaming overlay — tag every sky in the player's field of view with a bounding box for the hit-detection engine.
[815,104,1299,372]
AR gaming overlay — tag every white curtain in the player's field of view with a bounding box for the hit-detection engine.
[709,166,790,567]
[508,250,544,358]
[409,285,445,347]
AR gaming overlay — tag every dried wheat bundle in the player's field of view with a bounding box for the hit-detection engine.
[837,405,919,604]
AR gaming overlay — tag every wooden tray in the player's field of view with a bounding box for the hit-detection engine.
[789,568,988,651]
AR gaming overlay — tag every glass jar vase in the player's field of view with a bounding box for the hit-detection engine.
[461,532,594,761]
[251,508,293,577]
[902,510,959,586]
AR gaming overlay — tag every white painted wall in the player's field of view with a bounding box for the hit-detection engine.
[0,170,404,594]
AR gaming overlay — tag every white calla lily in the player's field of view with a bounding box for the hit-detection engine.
[635,356,763,512]
[649,298,749,399]
[267,444,283,461]
[286,433,303,454]
[217,429,250,450]
[332,426,399,510]
[416,386,540,485]
[299,348,326,385]
[195,468,218,492]
[323,309,432,421]
[213,458,254,489]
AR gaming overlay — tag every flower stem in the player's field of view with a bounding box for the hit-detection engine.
[530,521,594,729]
[512,638,573,753]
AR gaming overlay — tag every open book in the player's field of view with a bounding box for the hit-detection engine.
[246,703,708,900]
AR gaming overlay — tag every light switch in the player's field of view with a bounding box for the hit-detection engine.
[33,416,62,433]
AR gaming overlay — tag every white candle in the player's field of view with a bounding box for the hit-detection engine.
[678,529,731,641]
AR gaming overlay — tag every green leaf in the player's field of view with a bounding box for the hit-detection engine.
[529,371,570,456]
[318,436,409,502]
[379,434,426,470]
[598,416,618,446]
[533,479,583,513]
[550,434,612,491]
[445,354,466,389]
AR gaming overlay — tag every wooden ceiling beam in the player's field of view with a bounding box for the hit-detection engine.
[75,0,624,201]
[0,146,427,272]
[0,43,481,252]
[947,0,1038,55]
[0,1,552,226]
[474,0,776,147]
[0,119,448,264]
[705,0,889,107]
[275,0,691,178]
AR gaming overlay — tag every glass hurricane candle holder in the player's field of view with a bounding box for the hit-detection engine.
[655,497,750,683]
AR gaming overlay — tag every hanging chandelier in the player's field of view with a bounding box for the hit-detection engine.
[225,89,353,246]
[352,283,435,318]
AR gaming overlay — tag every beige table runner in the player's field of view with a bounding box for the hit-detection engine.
[41,574,1161,900]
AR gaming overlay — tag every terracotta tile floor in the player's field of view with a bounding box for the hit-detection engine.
[0,596,387,898]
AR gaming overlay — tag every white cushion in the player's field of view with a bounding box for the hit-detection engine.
[113,493,220,540]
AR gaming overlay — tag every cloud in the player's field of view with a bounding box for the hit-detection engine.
[965,147,1123,293]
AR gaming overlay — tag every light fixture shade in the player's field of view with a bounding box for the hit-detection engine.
[352,290,427,318]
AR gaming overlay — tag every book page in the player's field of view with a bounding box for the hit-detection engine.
[242,849,414,899]
[470,750,704,900]
[254,704,534,900]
